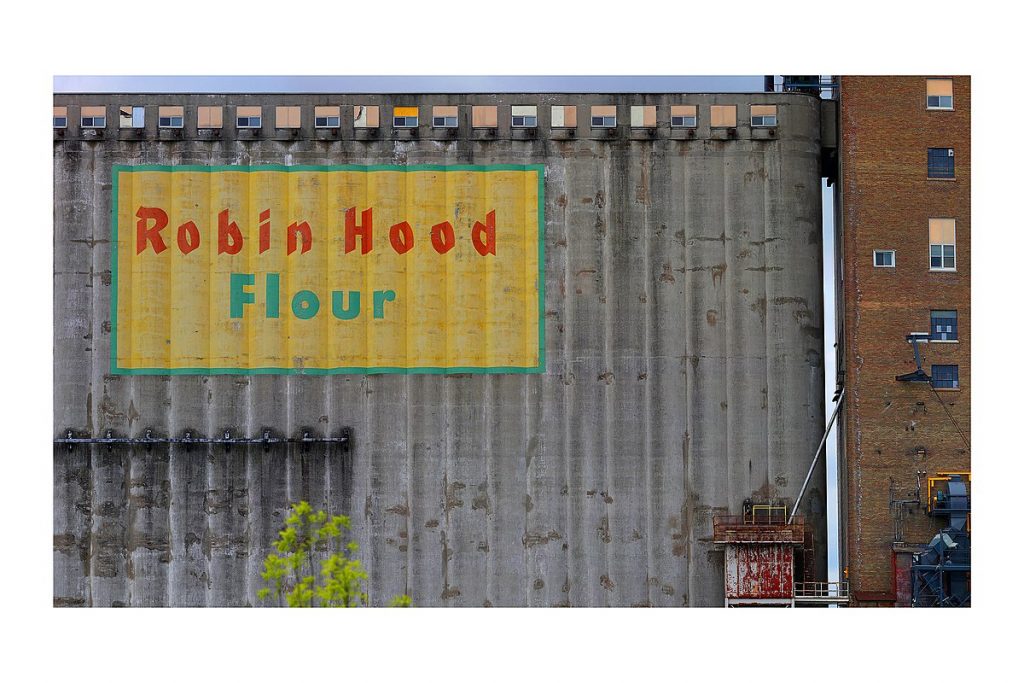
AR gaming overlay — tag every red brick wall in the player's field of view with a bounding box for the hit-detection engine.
[837,76,970,605]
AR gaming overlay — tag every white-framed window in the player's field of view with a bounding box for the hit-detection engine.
[237,106,262,128]
[670,105,697,128]
[119,105,145,128]
[158,106,184,128]
[511,105,537,128]
[432,105,458,128]
[53,106,68,128]
[314,106,340,128]
[926,79,953,110]
[591,105,616,128]
[393,106,419,128]
[929,218,956,271]
[710,105,737,128]
[80,106,105,128]
[751,104,778,127]
[873,250,895,267]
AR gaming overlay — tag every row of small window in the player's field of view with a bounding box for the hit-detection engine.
[873,219,959,271]
[53,103,780,131]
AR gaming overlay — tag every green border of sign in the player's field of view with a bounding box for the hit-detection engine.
[111,164,545,375]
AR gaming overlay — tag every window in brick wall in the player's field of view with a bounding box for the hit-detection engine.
[873,249,895,267]
[236,106,262,128]
[354,105,379,128]
[931,364,959,389]
[81,106,106,128]
[928,148,955,179]
[119,106,145,128]
[591,105,616,128]
[53,106,68,128]
[929,218,956,271]
[511,105,537,128]
[930,310,958,341]
[751,104,777,127]
[551,105,577,128]
[927,79,953,110]
[710,105,737,128]
[314,106,340,128]
[393,106,419,128]
[198,106,223,129]
[158,106,184,128]
[670,105,697,128]
[432,105,458,128]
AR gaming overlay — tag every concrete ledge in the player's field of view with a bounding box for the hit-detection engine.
[274,128,301,141]
[550,128,576,140]
[237,129,261,141]
[710,128,738,141]
[53,129,66,142]
[314,128,340,141]
[510,127,538,141]
[353,128,380,141]
[431,127,459,141]
[118,128,146,141]
[589,127,618,140]
[751,127,777,141]
[472,128,497,141]
[393,128,419,140]
[197,128,221,141]
[80,128,105,141]
[158,129,183,142]
[669,128,698,141]
[629,127,657,141]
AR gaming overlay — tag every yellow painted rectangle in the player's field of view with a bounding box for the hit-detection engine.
[394,106,418,117]
[751,105,776,117]
[112,165,545,374]
[927,78,953,97]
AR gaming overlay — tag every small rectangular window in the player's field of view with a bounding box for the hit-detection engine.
[354,105,379,128]
[511,105,537,128]
[120,106,145,129]
[81,106,105,128]
[873,250,895,267]
[710,105,737,128]
[928,148,955,179]
[930,310,958,341]
[931,364,959,389]
[314,106,340,128]
[158,106,184,128]
[929,219,956,271]
[276,106,301,129]
[432,105,458,128]
[670,105,697,128]
[551,105,577,128]
[237,106,262,129]
[591,105,616,128]
[630,105,656,128]
[751,104,778,127]
[393,106,419,128]
[53,106,68,128]
[927,78,954,110]
[472,105,498,128]
[197,106,223,129]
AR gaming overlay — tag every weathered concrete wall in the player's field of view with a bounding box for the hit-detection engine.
[54,92,825,606]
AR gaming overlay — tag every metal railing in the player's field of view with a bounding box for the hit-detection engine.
[794,581,850,600]
[712,515,805,543]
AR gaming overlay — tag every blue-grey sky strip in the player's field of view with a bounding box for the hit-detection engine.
[53,75,766,94]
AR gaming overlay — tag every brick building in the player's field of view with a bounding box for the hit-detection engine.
[834,76,971,606]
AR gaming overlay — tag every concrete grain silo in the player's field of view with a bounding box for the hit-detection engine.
[53,91,827,606]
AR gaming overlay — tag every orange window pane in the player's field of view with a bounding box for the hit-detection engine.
[711,105,737,127]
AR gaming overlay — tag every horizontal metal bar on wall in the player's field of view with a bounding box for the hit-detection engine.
[55,428,350,449]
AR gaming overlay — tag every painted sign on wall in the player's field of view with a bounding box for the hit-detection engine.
[112,164,544,374]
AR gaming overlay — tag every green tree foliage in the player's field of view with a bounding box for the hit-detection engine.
[258,501,411,608]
